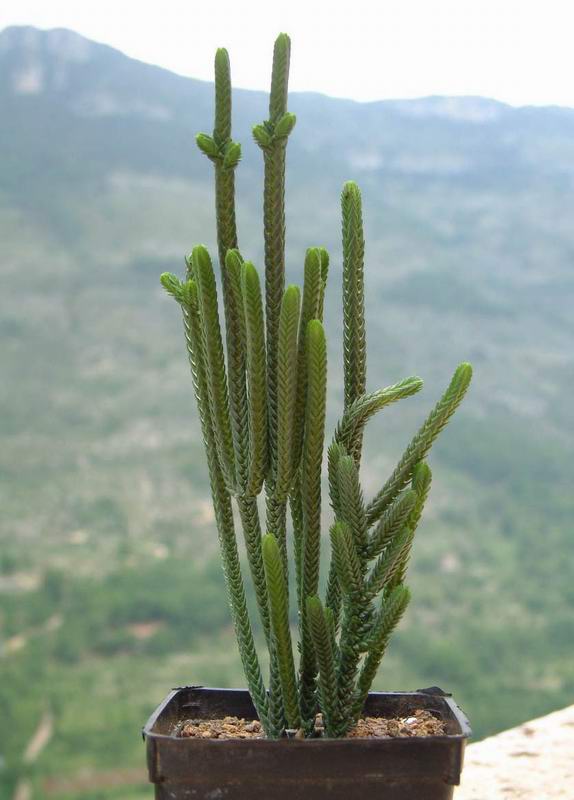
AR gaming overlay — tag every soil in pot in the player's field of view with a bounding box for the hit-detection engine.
[177,709,445,740]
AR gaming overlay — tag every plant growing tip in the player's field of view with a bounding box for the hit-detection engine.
[160,272,183,302]
[224,248,243,272]
[196,133,219,160]
[214,47,230,70]
[342,179,361,196]
[274,112,297,139]
[269,33,291,122]
[162,33,472,739]
[222,141,241,170]
[214,47,232,145]
[252,123,273,149]
[191,244,212,272]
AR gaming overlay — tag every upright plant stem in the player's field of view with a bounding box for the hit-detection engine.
[341,182,366,452]
[179,282,269,732]
[262,35,291,450]
[210,50,250,495]
[195,48,277,732]
[298,321,327,730]
[254,36,295,546]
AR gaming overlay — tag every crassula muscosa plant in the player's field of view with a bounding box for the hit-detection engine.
[161,33,472,738]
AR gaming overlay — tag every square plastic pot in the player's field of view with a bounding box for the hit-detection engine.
[143,686,471,799]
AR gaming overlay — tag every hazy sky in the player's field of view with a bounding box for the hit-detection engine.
[1,0,573,107]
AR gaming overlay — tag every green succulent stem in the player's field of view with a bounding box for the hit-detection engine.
[192,245,236,493]
[289,474,304,606]
[241,260,268,495]
[274,285,301,500]
[353,586,411,718]
[307,596,339,737]
[263,533,300,730]
[342,181,366,462]
[172,279,269,733]
[366,489,418,560]
[366,363,473,526]
[163,34,472,740]
[298,320,327,729]
[257,35,294,484]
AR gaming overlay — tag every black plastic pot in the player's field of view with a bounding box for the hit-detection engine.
[143,686,471,799]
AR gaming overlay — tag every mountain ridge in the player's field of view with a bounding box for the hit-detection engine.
[3,24,574,117]
[4,23,574,239]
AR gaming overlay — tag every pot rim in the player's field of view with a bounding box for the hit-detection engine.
[143,685,472,744]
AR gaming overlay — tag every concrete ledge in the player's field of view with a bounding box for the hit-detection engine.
[457,705,574,798]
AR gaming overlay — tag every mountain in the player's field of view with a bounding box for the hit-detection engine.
[1,26,573,799]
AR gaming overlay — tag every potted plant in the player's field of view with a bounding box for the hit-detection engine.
[144,33,472,799]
